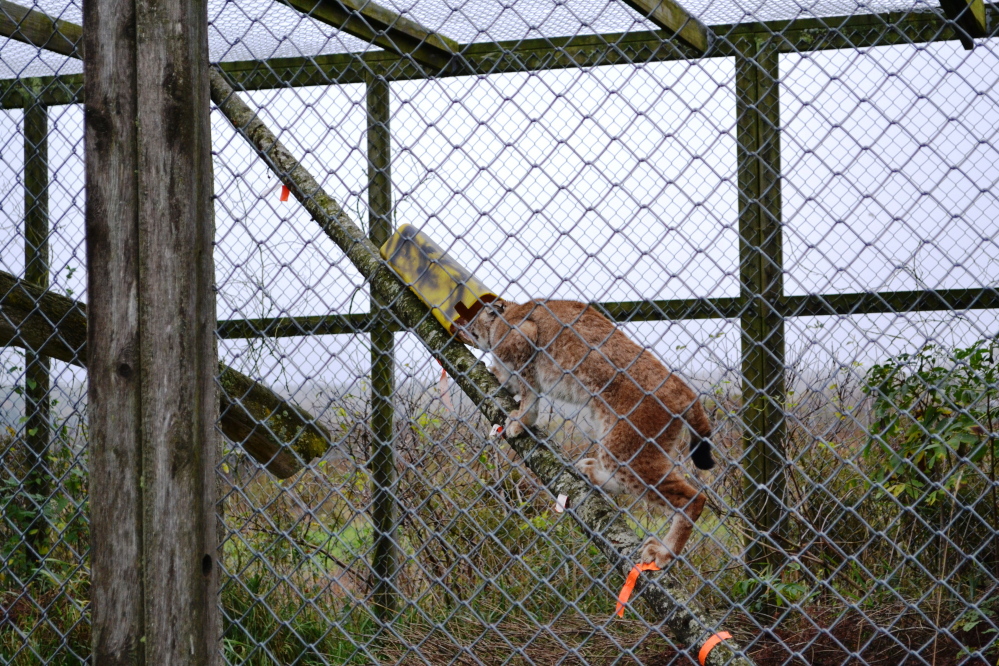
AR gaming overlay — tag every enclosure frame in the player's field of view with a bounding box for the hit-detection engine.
[1,1,998,662]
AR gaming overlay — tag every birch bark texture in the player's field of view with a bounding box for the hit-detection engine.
[83,0,220,659]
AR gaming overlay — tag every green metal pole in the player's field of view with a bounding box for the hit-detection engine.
[366,74,399,620]
[23,97,50,572]
[735,35,788,577]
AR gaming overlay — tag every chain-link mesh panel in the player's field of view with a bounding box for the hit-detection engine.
[2,0,999,663]
[1,99,88,663]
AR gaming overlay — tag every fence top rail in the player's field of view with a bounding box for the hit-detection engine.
[1,3,995,106]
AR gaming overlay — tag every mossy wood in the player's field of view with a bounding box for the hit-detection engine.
[616,0,710,52]
[218,285,999,341]
[939,0,987,48]
[22,98,49,571]
[0,270,329,478]
[210,67,754,666]
[367,74,401,618]
[735,35,788,573]
[278,0,457,71]
[0,0,82,58]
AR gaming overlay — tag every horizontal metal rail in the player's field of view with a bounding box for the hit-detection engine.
[3,5,996,108]
[216,287,999,339]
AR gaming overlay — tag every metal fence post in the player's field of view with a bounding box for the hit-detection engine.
[22,95,49,573]
[83,0,220,657]
[366,73,400,620]
[735,34,789,575]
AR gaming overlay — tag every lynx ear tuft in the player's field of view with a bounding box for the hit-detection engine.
[492,299,507,314]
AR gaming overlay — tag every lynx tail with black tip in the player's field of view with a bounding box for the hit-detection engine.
[687,401,715,470]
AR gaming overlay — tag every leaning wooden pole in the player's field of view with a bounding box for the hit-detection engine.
[209,67,754,666]
[83,0,219,656]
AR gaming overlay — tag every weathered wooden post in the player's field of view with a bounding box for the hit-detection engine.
[366,74,400,619]
[735,34,789,576]
[83,0,220,657]
[22,94,49,572]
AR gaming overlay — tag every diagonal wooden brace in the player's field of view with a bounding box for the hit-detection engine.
[0,0,83,58]
[279,0,458,72]
[209,66,754,665]
[0,270,330,478]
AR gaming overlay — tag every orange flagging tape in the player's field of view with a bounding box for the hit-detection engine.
[698,631,732,665]
[280,185,290,201]
[614,562,660,617]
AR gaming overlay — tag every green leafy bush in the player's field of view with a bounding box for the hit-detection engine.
[862,338,998,502]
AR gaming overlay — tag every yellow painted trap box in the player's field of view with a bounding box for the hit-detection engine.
[380,224,498,334]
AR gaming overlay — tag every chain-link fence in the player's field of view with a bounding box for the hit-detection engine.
[2,0,999,663]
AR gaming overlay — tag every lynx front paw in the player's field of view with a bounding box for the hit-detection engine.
[639,537,675,569]
[575,457,599,482]
[503,417,525,439]
[575,458,624,493]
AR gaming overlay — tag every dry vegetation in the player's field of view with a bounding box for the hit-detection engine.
[2,359,997,665]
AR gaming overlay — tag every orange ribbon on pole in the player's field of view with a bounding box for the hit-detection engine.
[614,561,660,617]
[279,185,290,201]
[698,631,732,665]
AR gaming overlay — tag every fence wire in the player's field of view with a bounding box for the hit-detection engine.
[1,0,999,664]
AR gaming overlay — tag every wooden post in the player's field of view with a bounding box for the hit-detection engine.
[735,35,788,576]
[83,0,219,658]
[23,96,49,572]
[366,74,400,620]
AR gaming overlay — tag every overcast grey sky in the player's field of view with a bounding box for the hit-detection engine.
[2,38,997,419]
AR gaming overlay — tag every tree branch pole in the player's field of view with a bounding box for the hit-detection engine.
[0,270,329,478]
[208,66,754,665]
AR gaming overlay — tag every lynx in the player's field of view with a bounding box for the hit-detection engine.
[458,299,714,567]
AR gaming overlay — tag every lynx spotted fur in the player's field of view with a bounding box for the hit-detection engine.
[459,299,714,567]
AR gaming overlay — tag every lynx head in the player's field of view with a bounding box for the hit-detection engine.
[456,298,508,350]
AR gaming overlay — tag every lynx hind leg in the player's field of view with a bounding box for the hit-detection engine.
[639,537,674,569]
[641,470,706,566]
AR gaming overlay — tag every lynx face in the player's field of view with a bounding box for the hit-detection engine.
[455,299,508,350]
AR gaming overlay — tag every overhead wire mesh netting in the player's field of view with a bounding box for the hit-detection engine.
[1,0,998,662]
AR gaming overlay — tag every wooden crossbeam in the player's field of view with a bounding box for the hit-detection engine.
[0,0,82,58]
[279,0,458,71]
[617,0,709,53]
